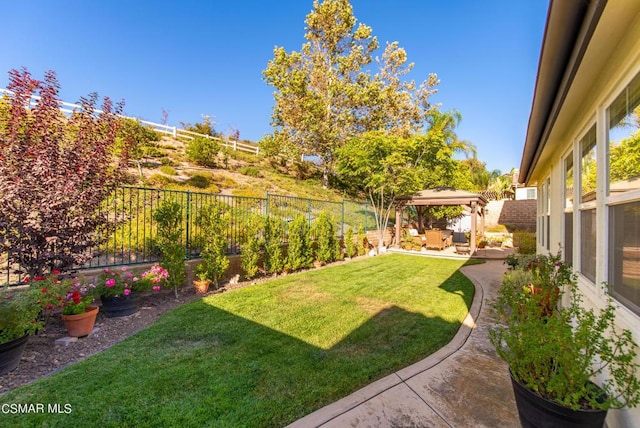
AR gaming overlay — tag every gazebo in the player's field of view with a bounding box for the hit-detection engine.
[395,188,488,252]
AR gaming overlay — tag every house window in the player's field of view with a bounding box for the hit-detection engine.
[564,154,574,265]
[526,188,536,199]
[580,125,597,203]
[579,126,596,282]
[580,208,597,283]
[607,72,640,196]
[545,178,550,251]
[607,71,640,315]
[609,201,640,315]
[538,181,549,249]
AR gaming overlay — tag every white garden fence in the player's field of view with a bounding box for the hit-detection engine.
[0,88,260,155]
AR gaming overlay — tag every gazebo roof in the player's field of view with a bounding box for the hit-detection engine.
[396,188,488,207]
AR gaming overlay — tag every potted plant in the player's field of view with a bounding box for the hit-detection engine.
[59,280,98,338]
[490,254,640,427]
[95,265,167,318]
[193,265,212,295]
[0,287,43,374]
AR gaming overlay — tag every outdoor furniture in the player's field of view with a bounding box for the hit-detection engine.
[424,229,452,250]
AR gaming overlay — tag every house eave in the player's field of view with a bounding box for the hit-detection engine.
[519,0,606,185]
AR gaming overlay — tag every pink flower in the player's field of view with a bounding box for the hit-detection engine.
[153,286,160,292]
[121,266,127,272]
[105,278,116,287]
[123,288,131,296]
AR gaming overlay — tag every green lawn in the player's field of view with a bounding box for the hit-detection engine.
[0,254,475,427]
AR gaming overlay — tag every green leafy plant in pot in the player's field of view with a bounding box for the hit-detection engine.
[490,255,640,427]
[0,287,45,374]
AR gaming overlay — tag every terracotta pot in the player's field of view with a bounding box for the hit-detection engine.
[61,305,99,337]
[193,279,211,295]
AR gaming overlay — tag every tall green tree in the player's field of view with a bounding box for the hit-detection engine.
[263,0,376,187]
[263,0,438,187]
[359,42,439,137]
[336,131,464,248]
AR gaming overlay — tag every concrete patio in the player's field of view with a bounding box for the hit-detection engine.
[288,258,521,427]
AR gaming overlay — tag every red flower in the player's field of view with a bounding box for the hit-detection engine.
[34,275,45,281]
[23,276,30,283]
[41,287,48,293]
[57,296,63,301]
[71,290,82,305]
[52,269,60,275]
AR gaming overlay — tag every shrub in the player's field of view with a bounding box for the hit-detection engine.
[344,227,356,258]
[144,173,177,187]
[181,115,217,137]
[0,68,131,278]
[311,211,336,264]
[186,136,220,167]
[159,156,174,166]
[286,215,312,271]
[159,165,177,176]
[513,230,536,254]
[238,166,262,177]
[263,216,284,275]
[357,226,369,256]
[240,214,263,279]
[195,203,229,288]
[116,118,160,161]
[185,174,211,189]
[153,200,185,298]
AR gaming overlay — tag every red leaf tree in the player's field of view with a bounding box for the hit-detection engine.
[0,68,131,278]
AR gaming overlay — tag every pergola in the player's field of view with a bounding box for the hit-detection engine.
[395,188,488,251]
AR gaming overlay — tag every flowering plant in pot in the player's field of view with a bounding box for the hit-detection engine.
[60,281,96,316]
[95,266,145,298]
[59,281,98,337]
[490,255,640,427]
[95,265,168,317]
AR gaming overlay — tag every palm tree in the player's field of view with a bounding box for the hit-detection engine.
[426,110,477,158]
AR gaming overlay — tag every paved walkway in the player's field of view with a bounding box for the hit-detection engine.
[288,259,520,428]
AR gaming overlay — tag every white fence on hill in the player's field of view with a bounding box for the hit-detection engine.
[0,88,260,155]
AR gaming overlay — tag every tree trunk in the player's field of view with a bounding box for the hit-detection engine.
[322,164,329,189]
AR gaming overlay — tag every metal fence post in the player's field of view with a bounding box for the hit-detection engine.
[364,200,368,232]
[185,190,191,259]
[341,200,345,237]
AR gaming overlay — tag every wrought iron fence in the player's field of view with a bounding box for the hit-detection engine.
[1,186,373,286]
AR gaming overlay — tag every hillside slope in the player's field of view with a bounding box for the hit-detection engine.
[130,136,350,202]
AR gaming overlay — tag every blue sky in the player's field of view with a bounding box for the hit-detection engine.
[0,0,548,173]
